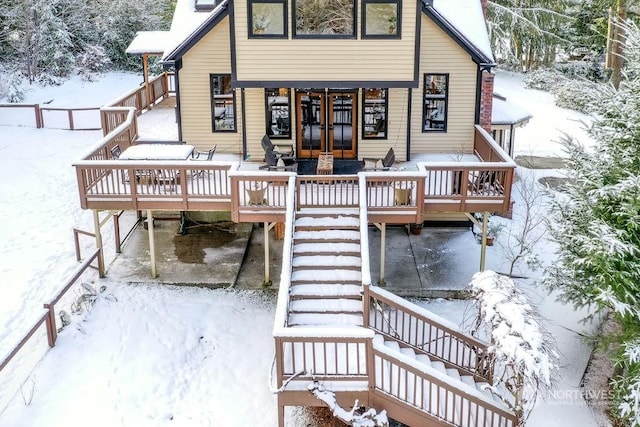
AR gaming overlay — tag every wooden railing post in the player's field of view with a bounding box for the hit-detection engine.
[43,304,57,347]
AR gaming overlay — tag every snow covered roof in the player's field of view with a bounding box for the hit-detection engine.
[426,0,494,64]
[492,94,533,127]
[125,31,172,55]
[162,0,229,62]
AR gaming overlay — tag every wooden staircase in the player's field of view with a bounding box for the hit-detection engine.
[275,204,517,427]
[288,208,364,327]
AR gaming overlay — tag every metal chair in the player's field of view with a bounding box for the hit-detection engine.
[191,145,216,161]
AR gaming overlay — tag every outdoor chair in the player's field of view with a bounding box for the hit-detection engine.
[259,146,298,172]
[362,147,395,171]
[189,145,217,179]
[261,134,295,159]
[191,145,217,161]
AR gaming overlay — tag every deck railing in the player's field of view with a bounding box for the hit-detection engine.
[229,172,294,223]
[363,172,425,224]
[364,285,493,383]
[371,344,517,427]
[296,175,360,208]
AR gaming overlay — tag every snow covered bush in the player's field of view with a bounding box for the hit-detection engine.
[545,21,640,427]
[469,271,559,425]
[523,68,568,91]
[553,78,602,114]
[76,45,111,81]
[3,70,26,103]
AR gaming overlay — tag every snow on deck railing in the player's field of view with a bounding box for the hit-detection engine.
[359,174,372,287]
[272,175,297,334]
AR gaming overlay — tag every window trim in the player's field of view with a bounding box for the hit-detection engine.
[361,88,388,140]
[422,73,449,133]
[210,74,237,133]
[361,0,401,39]
[247,0,288,38]
[264,88,292,139]
[292,0,357,39]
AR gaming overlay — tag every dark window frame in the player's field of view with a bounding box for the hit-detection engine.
[292,0,357,39]
[361,88,388,139]
[264,88,292,139]
[422,73,449,133]
[247,0,288,38]
[361,0,401,39]
[210,74,237,133]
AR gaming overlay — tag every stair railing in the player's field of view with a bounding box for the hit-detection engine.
[371,343,517,427]
[364,285,494,383]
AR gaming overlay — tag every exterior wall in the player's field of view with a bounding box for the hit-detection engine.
[410,15,478,155]
[178,17,243,154]
[232,0,418,84]
[357,88,408,161]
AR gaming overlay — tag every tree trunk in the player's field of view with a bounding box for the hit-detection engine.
[611,0,627,90]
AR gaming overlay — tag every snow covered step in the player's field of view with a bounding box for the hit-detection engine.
[290,269,361,285]
[294,229,360,243]
[446,368,462,381]
[289,298,362,314]
[288,312,363,327]
[290,284,362,299]
[296,207,359,217]
[384,340,401,352]
[430,360,447,375]
[292,255,361,270]
[415,353,432,367]
[295,215,360,230]
[293,242,360,256]
[400,347,416,359]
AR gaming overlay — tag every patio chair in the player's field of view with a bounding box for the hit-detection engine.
[191,145,217,161]
[261,134,295,159]
[189,145,217,179]
[362,147,395,171]
[259,146,298,172]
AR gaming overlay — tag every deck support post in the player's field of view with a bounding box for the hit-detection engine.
[263,222,274,286]
[480,211,488,272]
[379,223,386,285]
[147,210,157,278]
[92,210,105,278]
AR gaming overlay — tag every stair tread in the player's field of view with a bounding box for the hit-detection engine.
[291,269,361,282]
[288,313,363,327]
[295,215,360,227]
[294,230,360,241]
[293,242,360,254]
[289,299,363,313]
[292,255,361,268]
[290,284,362,298]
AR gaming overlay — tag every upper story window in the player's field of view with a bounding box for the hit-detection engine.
[210,74,237,132]
[422,74,448,132]
[293,0,355,38]
[362,88,388,139]
[362,0,400,38]
[248,0,287,37]
[265,88,291,138]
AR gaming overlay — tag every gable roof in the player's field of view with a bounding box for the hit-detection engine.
[162,0,229,63]
[424,0,494,65]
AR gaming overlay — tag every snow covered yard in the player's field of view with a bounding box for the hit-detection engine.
[0,71,608,426]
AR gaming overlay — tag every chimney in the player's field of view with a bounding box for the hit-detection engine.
[481,0,488,20]
[479,70,494,133]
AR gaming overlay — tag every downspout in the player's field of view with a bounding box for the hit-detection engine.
[173,59,184,141]
[406,88,412,161]
[241,88,248,159]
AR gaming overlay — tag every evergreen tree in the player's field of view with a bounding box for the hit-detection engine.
[487,0,572,70]
[546,21,640,426]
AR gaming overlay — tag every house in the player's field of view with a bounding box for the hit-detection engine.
[75,1,523,425]
[157,0,497,163]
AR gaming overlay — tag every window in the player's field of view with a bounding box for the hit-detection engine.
[265,88,291,138]
[422,74,448,132]
[294,0,355,37]
[210,74,236,132]
[248,0,287,37]
[362,0,400,38]
[362,88,388,139]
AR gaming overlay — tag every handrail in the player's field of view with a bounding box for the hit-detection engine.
[295,175,359,208]
[365,285,494,383]
[372,344,517,427]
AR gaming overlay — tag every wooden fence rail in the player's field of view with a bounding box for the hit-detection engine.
[0,248,101,412]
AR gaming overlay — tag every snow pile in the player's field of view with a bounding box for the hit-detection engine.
[469,270,559,422]
[308,382,388,427]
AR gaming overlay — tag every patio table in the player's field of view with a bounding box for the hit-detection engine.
[119,143,195,160]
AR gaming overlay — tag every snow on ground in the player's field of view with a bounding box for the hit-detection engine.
[494,69,596,158]
[0,71,607,426]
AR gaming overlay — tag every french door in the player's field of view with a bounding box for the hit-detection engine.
[295,90,357,159]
